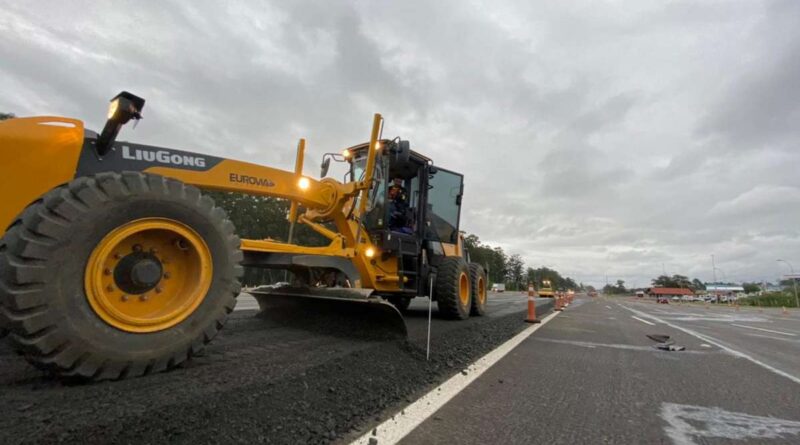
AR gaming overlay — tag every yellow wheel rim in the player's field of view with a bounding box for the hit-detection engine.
[477,275,486,304]
[459,272,470,306]
[84,218,213,333]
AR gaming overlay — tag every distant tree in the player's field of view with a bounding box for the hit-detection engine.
[652,274,693,289]
[463,234,507,285]
[0,112,15,121]
[602,280,627,295]
[691,278,706,291]
[742,282,761,294]
[506,254,525,291]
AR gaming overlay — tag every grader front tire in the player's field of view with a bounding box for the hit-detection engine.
[435,257,472,320]
[0,172,242,380]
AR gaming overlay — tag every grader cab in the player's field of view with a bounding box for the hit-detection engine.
[0,92,487,380]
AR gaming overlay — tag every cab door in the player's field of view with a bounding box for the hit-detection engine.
[425,167,464,245]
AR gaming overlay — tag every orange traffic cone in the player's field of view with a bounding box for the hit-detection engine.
[555,295,563,311]
[525,294,541,323]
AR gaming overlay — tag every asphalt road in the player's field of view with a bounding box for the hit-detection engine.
[0,291,548,445]
[400,297,800,445]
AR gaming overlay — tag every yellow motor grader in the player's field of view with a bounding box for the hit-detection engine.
[538,279,555,298]
[0,92,487,380]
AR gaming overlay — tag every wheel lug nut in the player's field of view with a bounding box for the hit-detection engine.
[113,253,122,260]
[106,285,114,292]
[120,295,129,302]
[103,268,112,276]
[155,287,163,294]
[163,272,171,280]
[133,244,143,252]
[139,294,149,302]
[150,248,158,254]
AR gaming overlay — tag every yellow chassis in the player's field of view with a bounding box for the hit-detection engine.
[0,114,434,292]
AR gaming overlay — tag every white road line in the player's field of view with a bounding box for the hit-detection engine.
[535,338,713,355]
[731,324,797,337]
[745,333,800,343]
[620,305,800,386]
[349,310,561,445]
[632,315,656,326]
[605,305,612,309]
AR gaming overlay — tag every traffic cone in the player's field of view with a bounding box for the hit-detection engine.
[555,295,563,311]
[525,294,541,323]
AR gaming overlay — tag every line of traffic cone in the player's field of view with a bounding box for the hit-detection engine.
[555,293,565,311]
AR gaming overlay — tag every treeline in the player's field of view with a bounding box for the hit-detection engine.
[650,275,706,290]
[603,274,707,295]
[463,234,579,292]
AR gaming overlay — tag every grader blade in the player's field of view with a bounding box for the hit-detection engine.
[249,286,408,340]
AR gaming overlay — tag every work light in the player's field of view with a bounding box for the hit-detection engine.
[96,91,146,156]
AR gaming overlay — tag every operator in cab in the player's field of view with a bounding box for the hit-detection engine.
[388,178,412,234]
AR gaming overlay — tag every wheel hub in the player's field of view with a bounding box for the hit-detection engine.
[114,252,164,294]
[84,218,213,333]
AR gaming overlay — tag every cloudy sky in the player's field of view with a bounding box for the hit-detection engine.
[2,1,798,287]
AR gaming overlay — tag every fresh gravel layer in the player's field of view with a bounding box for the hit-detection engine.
[0,297,550,445]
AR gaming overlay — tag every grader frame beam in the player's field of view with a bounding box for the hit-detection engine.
[0,113,400,290]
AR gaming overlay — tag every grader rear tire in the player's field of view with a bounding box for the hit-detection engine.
[469,263,488,316]
[435,257,472,320]
[0,172,242,380]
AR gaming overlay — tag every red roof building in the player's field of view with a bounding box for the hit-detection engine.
[646,287,694,297]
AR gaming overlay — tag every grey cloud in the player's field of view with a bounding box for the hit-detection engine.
[1,0,797,286]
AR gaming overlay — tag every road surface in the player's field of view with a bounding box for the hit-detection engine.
[393,297,800,445]
[0,291,549,445]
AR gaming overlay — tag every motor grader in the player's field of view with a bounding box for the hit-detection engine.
[538,279,555,298]
[0,92,488,380]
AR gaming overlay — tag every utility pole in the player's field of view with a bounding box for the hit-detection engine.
[777,259,799,309]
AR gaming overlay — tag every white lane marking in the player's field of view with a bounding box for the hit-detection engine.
[535,338,713,354]
[349,310,561,445]
[700,344,711,348]
[632,315,656,326]
[605,305,612,309]
[745,333,800,343]
[621,305,800,385]
[731,323,797,337]
[660,402,800,445]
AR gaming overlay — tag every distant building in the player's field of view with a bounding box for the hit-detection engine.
[646,287,694,298]
[705,284,744,298]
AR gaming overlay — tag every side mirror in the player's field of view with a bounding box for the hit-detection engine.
[320,157,331,178]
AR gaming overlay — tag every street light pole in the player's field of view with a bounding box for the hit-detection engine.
[777,259,799,309]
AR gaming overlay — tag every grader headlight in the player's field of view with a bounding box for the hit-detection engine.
[364,247,376,258]
[298,177,311,190]
[107,99,119,119]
